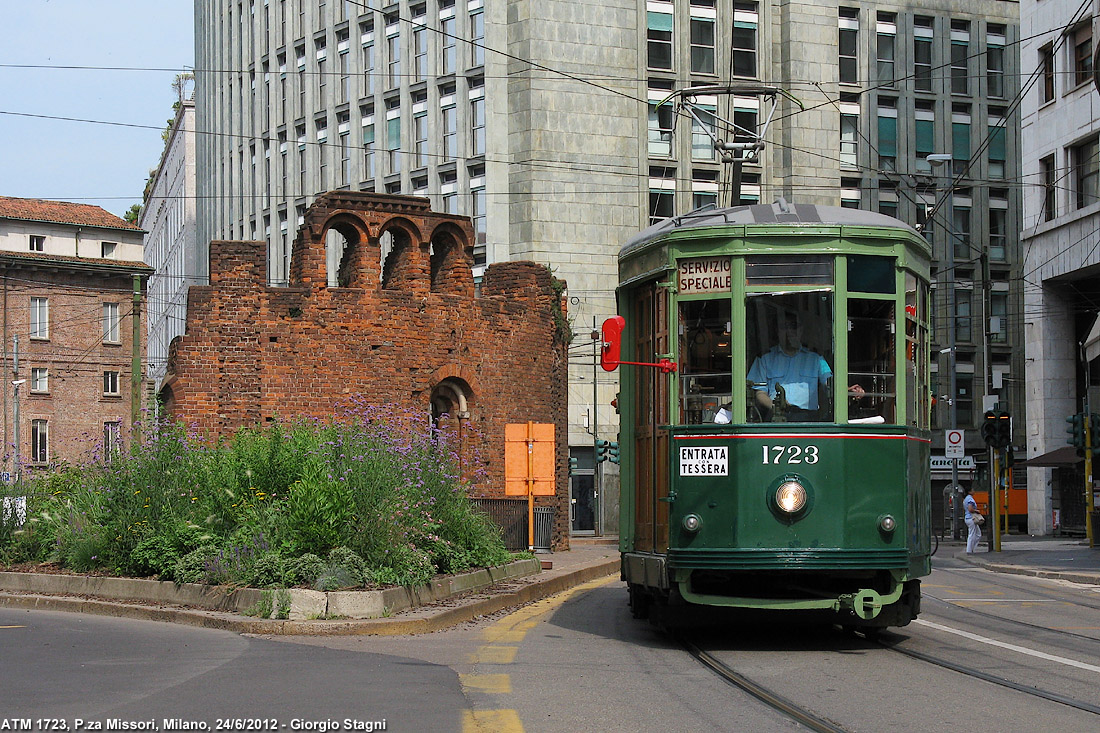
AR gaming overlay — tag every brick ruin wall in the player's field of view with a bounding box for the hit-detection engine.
[163,192,571,550]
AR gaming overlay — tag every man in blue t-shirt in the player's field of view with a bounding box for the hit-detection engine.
[748,313,863,421]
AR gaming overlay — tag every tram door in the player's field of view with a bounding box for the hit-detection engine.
[633,282,670,553]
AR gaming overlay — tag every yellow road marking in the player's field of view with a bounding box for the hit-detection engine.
[461,575,616,733]
[469,645,518,664]
[462,709,524,733]
[0,625,25,629]
[460,674,513,694]
[481,576,617,641]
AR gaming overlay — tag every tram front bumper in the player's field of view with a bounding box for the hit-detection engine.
[674,567,907,619]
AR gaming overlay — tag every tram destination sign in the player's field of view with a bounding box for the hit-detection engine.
[678,256,732,295]
[680,445,729,476]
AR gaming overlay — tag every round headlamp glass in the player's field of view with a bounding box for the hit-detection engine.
[879,514,897,532]
[775,480,807,514]
[682,514,702,533]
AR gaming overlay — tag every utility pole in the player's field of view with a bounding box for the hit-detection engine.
[11,335,19,481]
[591,318,601,536]
[131,274,142,449]
[928,154,962,540]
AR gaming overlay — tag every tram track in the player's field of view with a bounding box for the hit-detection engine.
[922,591,1100,644]
[679,636,849,733]
[935,565,1100,612]
[874,631,1100,717]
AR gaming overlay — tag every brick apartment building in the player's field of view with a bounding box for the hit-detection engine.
[0,196,151,473]
[163,192,572,548]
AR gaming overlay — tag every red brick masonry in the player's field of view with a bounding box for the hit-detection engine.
[163,192,571,549]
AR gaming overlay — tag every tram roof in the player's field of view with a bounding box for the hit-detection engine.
[621,201,919,259]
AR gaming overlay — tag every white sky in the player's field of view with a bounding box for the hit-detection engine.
[0,1,195,219]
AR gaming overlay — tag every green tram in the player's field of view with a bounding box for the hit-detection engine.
[611,201,933,629]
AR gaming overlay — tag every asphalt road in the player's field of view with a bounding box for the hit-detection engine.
[0,608,464,731]
[5,558,1100,733]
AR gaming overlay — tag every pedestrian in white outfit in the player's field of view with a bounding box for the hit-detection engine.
[963,487,982,553]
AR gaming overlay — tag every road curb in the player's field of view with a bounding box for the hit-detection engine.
[0,558,621,635]
[956,552,1100,586]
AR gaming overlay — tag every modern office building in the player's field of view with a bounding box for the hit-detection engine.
[194,0,1023,535]
[140,97,201,389]
[1019,0,1099,536]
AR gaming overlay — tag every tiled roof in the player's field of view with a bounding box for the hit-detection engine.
[0,250,153,272]
[0,196,142,232]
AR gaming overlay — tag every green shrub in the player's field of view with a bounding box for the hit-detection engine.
[174,545,219,584]
[283,552,326,586]
[0,407,510,592]
[328,546,370,586]
[129,533,181,578]
[248,552,284,588]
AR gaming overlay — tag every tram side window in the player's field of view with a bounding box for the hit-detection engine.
[905,272,931,429]
[745,292,835,423]
[679,299,732,424]
[848,299,896,424]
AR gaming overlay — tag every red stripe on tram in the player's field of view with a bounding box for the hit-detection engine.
[674,433,932,443]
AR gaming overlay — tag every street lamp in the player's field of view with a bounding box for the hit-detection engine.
[927,154,962,540]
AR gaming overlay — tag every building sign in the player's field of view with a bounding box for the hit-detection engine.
[680,446,729,476]
[931,456,976,471]
[678,256,731,295]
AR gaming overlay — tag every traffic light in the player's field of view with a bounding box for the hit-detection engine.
[608,441,620,464]
[569,457,579,475]
[1089,413,1100,456]
[990,410,1011,449]
[981,410,1012,449]
[980,411,996,446]
[1066,413,1085,452]
[596,439,610,463]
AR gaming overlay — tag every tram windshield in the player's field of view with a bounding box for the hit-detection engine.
[746,292,836,423]
[672,253,919,427]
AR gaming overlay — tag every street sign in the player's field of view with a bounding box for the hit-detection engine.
[945,429,965,459]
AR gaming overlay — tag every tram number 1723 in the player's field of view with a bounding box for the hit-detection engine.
[761,444,820,464]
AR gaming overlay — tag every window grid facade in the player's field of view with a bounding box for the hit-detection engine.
[194,0,1023,466]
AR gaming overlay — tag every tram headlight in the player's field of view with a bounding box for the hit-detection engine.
[879,514,897,533]
[682,514,702,533]
[775,480,807,515]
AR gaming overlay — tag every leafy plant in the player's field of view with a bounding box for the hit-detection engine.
[0,406,510,591]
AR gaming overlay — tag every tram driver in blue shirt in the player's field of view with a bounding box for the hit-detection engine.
[748,312,864,421]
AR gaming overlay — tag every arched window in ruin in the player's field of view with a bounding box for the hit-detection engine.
[158,383,176,416]
[430,378,472,469]
[321,218,365,288]
[379,228,415,290]
[429,230,459,293]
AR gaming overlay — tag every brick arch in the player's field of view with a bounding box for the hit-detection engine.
[430,374,476,481]
[429,221,475,297]
[320,213,371,288]
[158,376,180,415]
[289,191,451,290]
[374,216,429,293]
